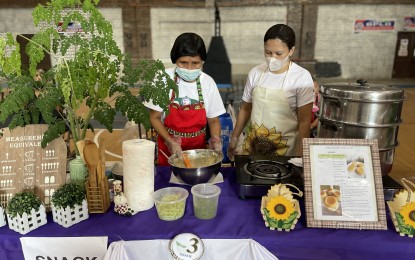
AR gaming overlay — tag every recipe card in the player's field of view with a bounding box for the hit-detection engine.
[310,144,377,221]
[302,138,387,230]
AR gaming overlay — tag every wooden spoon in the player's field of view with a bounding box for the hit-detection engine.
[76,139,92,164]
[84,143,99,187]
[96,138,106,187]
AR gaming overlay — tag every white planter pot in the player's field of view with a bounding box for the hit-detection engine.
[0,207,6,227]
[52,199,89,228]
[7,204,47,235]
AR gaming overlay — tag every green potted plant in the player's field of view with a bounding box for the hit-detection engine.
[6,191,47,234]
[0,0,176,156]
[51,183,88,227]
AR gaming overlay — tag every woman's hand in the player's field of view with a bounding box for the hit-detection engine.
[208,135,222,153]
[226,136,239,161]
[165,136,182,155]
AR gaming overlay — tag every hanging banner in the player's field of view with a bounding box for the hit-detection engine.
[403,17,415,31]
[354,19,395,33]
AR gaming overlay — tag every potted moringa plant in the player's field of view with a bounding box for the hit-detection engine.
[0,0,176,157]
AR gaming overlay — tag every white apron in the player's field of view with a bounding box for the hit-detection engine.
[243,69,299,156]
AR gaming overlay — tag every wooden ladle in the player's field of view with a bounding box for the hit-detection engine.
[84,143,99,187]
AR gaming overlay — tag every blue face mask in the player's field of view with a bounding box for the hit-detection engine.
[176,67,201,82]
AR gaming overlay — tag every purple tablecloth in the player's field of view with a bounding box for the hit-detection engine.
[1,166,414,259]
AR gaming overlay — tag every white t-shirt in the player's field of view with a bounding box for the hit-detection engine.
[144,67,226,118]
[242,62,314,113]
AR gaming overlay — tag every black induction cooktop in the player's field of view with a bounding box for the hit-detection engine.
[234,155,303,199]
[234,154,402,200]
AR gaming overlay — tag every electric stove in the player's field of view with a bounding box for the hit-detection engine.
[234,154,303,199]
[234,154,402,200]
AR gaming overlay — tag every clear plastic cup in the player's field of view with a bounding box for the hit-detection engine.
[152,187,188,221]
[191,183,221,220]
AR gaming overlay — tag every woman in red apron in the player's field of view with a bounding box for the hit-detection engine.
[145,33,226,166]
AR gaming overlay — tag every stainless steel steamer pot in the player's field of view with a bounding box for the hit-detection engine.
[317,80,405,175]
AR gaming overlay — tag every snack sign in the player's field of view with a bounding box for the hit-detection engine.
[354,19,395,33]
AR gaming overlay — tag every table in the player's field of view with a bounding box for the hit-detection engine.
[1,167,414,260]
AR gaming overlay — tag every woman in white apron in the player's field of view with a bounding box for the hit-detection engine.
[227,24,314,159]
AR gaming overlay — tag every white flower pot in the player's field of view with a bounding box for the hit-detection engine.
[0,207,6,227]
[52,199,89,228]
[7,204,47,235]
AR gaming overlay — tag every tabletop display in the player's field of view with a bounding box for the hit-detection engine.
[0,166,414,260]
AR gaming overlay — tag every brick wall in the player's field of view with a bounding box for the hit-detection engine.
[151,6,287,74]
[2,1,415,79]
[315,4,415,79]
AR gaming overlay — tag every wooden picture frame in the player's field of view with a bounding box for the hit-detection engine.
[302,138,387,230]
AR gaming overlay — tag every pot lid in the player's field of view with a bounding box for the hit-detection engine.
[320,79,405,101]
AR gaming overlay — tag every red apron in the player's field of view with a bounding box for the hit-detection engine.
[157,77,207,166]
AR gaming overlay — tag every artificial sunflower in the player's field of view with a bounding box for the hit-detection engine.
[266,195,295,220]
[399,202,415,228]
[243,123,290,156]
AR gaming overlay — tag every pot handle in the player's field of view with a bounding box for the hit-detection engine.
[356,79,369,88]
[320,120,339,132]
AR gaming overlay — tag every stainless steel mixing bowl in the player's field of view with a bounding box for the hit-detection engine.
[169,149,223,185]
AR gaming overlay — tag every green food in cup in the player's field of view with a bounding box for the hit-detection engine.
[194,197,218,219]
[156,193,186,221]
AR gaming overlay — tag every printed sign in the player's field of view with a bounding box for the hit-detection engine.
[21,237,108,260]
[57,21,83,34]
[403,17,415,31]
[354,19,395,33]
[0,125,67,211]
[398,39,409,57]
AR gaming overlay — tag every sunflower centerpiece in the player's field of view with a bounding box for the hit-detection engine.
[261,183,303,232]
[387,178,415,237]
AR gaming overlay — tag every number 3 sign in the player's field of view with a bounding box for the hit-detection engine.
[169,233,205,260]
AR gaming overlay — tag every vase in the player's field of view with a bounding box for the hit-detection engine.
[69,156,87,190]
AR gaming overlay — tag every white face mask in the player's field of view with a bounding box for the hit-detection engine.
[176,67,202,82]
[265,56,289,71]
